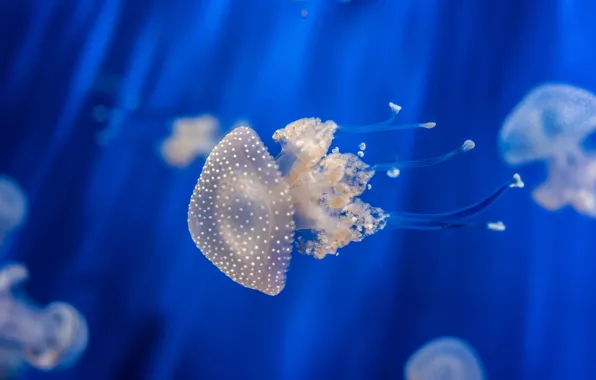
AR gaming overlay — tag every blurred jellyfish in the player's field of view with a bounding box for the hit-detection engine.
[0,263,88,372]
[159,115,250,168]
[499,83,596,216]
[188,103,524,295]
[0,176,28,246]
[405,336,485,380]
[387,167,401,178]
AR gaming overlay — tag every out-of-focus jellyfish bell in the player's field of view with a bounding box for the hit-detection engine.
[160,115,223,168]
[405,336,485,380]
[499,83,596,216]
[0,175,28,246]
[0,263,88,371]
[189,103,523,295]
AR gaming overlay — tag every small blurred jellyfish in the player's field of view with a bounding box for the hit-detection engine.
[188,102,524,295]
[405,336,486,380]
[159,115,249,168]
[387,167,401,178]
[0,176,28,246]
[499,83,596,216]
[0,263,88,372]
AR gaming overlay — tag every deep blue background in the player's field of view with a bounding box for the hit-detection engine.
[1,1,595,379]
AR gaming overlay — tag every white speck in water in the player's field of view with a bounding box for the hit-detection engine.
[331,147,339,154]
[358,142,366,151]
[357,151,364,158]
[367,184,372,190]
[387,168,400,178]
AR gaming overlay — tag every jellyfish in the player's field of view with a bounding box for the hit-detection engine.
[0,175,28,246]
[404,336,485,380]
[159,115,251,168]
[188,103,523,295]
[499,83,596,216]
[0,263,88,371]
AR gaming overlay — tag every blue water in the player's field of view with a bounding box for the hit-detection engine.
[0,1,595,379]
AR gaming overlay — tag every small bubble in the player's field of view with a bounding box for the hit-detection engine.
[331,147,339,154]
[357,151,364,158]
[387,168,400,178]
[358,142,366,151]
[367,184,372,190]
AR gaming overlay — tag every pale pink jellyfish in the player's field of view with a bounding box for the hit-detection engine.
[188,103,523,295]
[0,263,88,371]
[405,336,486,380]
[499,83,596,216]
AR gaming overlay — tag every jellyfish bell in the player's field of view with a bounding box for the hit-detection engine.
[0,175,28,244]
[188,104,523,295]
[499,83,596,166]
[188,127,295,296]
[405,336,486,380]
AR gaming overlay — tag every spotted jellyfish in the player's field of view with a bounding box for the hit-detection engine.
[0,175,28,246]
[499,83,596,216]
[0,263,88,371]
[188,103,524,296]
[405,336,485,380]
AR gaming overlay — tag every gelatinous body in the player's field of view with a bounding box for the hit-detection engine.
[0,175,28,245]
[160,115,222,168]
[499,83,596,216]
[189,104,522,295]
[405,336,485,380]
[188,128,294,296]
[0,263,88,371]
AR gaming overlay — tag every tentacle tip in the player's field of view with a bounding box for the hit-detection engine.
[511,173,524,188]
[487,221,506,231]
[388,102,402,114]
[462,140,475,151]
[420,122,436,129]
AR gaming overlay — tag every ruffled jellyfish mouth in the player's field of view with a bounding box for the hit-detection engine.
[0,263,88,370]
[188,103,523,295]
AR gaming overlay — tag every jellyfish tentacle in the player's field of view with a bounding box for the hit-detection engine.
[386,174,523,231]
[387,218,505,231]
[371,140,475,171]
[338,121,436,133]
[338,102,435,133]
